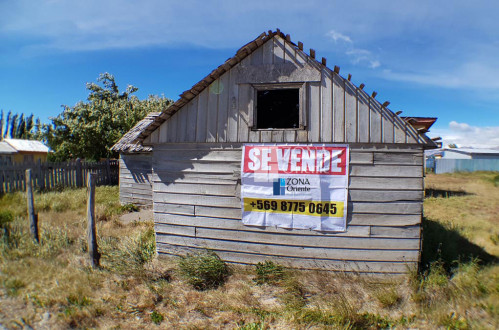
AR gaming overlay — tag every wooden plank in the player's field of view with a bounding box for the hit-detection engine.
[371,225,420,238]
[152,160,240,174]
[217,72,230,142]
[350,202,421,214]
[382,109,395,143]
[150,127,159,144]
[250,46,263,65]
[345,80,357,142]
[206,82,219,142]
[157,243,417,273]
[369,99,382,143]
[260,131,272,142]
[196,89,209,142]
[154,182,237,196]
[159,119,168,143]
[284,40,297,65]
[152,172,237,185]
[332,73,345,142]
[349,190,423,202]
[177,103,188,142]
[284,130,296,142]
[273,36,285,64]
[271,130,284,143]
[156,224,420,250]
[262,38,274,64]
[153,192,240,208]
[320,67,333,142]
[308,82,321,141]
[373,152,423,165]
[227,69,239,142]
[155,230,419,262]
[153,202,195,215]
[186,98,198,141]
[357,89,370,143]
[153,149,241,162]
[167,112,177,142]
[350,164,422,177]
[238,83,251,142]
[350,152,373,164]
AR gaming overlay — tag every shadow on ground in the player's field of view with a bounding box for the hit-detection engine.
[424,188,471,198]
[421,217,498,272]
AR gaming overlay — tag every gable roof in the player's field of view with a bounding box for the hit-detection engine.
[0,141,17,154]
[133,29,436,148]
[111,112,161,153]
[3,139,49,153]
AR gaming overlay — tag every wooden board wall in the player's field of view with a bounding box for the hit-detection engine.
[152,143,424,274]
[119,153,153,206]
[147,35,423,146]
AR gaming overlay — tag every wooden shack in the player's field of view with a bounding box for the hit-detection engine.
[132,30,437,274]
[111,113,160,206]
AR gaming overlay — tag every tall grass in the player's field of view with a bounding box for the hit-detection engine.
[0,173,498,328]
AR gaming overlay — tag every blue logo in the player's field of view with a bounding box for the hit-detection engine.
[273,178,286,195]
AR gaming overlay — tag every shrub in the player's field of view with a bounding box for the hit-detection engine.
[151,310,164,325]
[254,260,285,285]
[177,250,230,290]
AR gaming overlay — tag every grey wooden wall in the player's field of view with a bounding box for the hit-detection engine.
[152,143,424,274]
[145,35,424,146]
[119,153,153,206]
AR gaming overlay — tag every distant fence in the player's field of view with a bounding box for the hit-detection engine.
[429,158,499,174]
[0,159,118,194]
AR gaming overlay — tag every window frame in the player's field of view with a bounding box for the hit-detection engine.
[250,82,307,130]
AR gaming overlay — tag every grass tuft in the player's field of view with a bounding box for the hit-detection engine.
[253,260,284,285]
[177,250,230,290]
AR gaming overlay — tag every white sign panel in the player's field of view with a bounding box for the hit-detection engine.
[241,144,349,232]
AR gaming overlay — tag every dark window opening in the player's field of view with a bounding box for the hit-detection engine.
[256,89,299,129]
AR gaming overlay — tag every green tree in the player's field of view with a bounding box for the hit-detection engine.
[0,110,41,139]
[44,73,173,161]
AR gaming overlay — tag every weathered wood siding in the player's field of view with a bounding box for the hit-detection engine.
[119,154,153,206]
[152,143,424,274]
[146,35,423,146]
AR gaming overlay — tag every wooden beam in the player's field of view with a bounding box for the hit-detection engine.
[359,83,365,90]
[286,34,291,42]
[309,49,316,59]
[333,66,340,74]
[321,57,327,66]
[371,91,377,98]
[348,74,352,81]
[395,111,403,115]
[298,41,303,50]
[382,101,390,107]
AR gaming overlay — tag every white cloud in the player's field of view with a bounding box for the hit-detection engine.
[326,30,352,43]
[429,121,499,148]
[326,30,381,69]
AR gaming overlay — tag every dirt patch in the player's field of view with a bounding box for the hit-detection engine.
[119,208,153,225]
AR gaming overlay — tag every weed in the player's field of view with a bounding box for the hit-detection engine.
[373,285,401,308]
[177,250,230,290]
[238,321,266,329]
[0,210,13,246]
[490,174,499,187]
[3,278,25,296]
[66,294,92,308]
[120,203,139,213]
[253,260,284,285]
[150,310,164,325]
[439,312,469,329]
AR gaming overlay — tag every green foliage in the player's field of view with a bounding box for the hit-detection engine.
[0,210,13,227]
[253,260,285,285]
[150,310,164,325]
[0,110,42,139]
[491,174,499,187]
[120,203,139,213]
[177,250,230,290]
[44,73,173,161]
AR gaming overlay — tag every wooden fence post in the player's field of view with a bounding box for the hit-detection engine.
[26,169,39,243]
[105,159,111,185]
[76,158,83,187]
[87,173,100,268]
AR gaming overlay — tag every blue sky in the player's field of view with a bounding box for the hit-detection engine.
[1,0,499,147]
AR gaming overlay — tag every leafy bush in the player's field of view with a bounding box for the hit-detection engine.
[177,250,230,290]
[254,260,285,285]
[150,310,164,325]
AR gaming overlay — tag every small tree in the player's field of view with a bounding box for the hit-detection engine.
[44,73,173,161]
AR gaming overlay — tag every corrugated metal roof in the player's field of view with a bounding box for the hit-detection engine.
[0,141,17,154]
[443,148,499,155]
[3,139,50,153]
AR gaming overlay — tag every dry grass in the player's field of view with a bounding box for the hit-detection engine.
[0,173,498,329]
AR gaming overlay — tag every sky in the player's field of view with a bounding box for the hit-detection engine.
[1,0,499,148]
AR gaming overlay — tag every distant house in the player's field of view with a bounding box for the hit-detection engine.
[442,148,499,160]
[111,112,160,206]
[0,139,49,165]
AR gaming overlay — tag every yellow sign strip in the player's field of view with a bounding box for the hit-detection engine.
[243,198,344,217]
